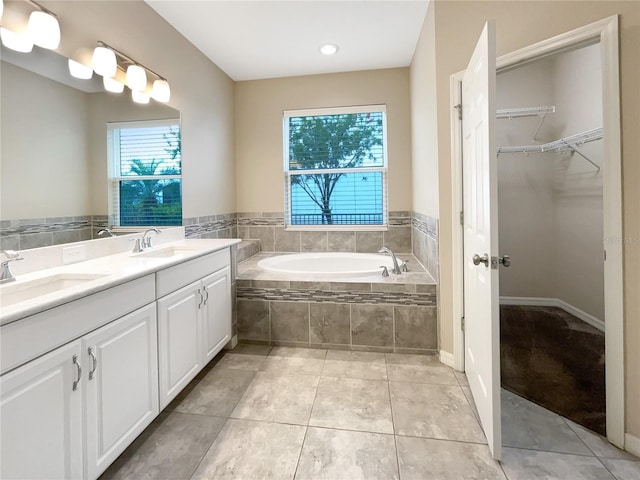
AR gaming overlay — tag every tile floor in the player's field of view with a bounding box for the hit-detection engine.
[100,345,640,480]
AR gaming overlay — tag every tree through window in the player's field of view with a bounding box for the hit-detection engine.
[284,105,388,227]
[107,120,182,227]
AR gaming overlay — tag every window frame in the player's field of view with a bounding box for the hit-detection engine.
[283,105,389,231]
[107,119,182,228]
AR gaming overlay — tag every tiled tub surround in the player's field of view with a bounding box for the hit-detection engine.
[412,211,439,281]
[0,215,112,250]
[236,211,413,254]
[236,252,437,353]
[184,213,238,240]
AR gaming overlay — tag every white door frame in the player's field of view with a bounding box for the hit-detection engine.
[450,15,625,448]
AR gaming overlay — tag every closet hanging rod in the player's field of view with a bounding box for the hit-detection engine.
[496,106,556,119]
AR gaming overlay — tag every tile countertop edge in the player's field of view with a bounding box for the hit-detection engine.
[0,238,241,326]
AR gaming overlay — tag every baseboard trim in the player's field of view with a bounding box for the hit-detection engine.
[625,433,640,457]
[500,296,605,332]
[224,335,238,350]
[439,350,455,368]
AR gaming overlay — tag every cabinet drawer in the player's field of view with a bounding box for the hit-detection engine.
[1,275,156,375]
[156,248,230,298]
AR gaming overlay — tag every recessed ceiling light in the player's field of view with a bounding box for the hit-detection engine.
[320,43,339,56]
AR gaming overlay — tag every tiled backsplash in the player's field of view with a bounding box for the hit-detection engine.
[184,214,238,240]
[0,215,110,250]
[236,211,412,254]
[412,211,439,282]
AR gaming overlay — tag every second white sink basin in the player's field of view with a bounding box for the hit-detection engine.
[0,273,109,307]
[134,246,197,259]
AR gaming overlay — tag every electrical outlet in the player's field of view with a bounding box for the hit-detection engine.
[62,245,86,264]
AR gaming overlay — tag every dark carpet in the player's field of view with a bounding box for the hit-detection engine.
[500,305,606,436]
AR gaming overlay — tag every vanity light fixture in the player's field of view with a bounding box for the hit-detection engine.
[125,64,146,91]
[93,45,117,77]
[0,27,33,53]
[95,41,171,103]
[104,75,125,93]
[26,1,60,50]
[131,89,150,104]
[0,0,4,21]
[319,43,339,55]
[68,58,93,79]
[151,79,171,103]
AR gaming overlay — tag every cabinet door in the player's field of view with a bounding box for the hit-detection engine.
[0,341,83,480]
[201,267,232,364]
[83,303,159,480]
[157,282,202,409]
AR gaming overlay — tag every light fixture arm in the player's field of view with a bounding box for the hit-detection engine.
[97,41,167,81]
[25,0,57,18]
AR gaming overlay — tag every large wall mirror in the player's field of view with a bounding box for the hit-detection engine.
[0,45,181,251]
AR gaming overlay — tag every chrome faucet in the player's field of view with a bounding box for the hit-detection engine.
[378,247,402,275]
[97,227,115,237]
[141,228,161,249]
[0,250,23,284]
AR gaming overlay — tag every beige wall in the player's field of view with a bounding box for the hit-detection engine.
[235,68,412,213]
[410,1,439,218]
[40,1,236,218]
[1,62,91,219]
[418,0,639,438]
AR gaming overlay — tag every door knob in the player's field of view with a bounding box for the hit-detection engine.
[499,255,511,267]
[472,253,489,267]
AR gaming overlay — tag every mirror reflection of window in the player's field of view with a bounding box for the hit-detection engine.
[107,120,182,227]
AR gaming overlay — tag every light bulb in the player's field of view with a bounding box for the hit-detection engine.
[68,59,93,80]
[151,79,171,103]
[0,27,34,53]
[319,43,339,55]
[93,46,117,77]
[132,89,150,104]
[28,10,60,49]
[126,65,147,91]
[103,76,124,93]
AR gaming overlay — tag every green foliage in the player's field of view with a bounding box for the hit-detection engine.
[288,112,383,224]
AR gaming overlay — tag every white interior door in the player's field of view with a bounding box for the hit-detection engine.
[462,20,501,459]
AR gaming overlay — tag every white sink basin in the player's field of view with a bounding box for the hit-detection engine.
[0,273,109,307]
[134,246,197,259]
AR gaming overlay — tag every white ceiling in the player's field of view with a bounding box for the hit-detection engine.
[146,1,429,81]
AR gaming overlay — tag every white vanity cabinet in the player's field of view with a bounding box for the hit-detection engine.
[0,275,157,480]
[0,341,84,480]
[157,249,231,409]
[0,303,159,480]
[83,303,159,480]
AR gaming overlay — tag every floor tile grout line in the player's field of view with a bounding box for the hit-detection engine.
[593,454,624,480]
[501,444,611,459]
[186,416,231,480]
[386,366,403,480]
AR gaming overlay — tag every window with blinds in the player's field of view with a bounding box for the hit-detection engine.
[107,119,181,227]
[283,105,388,228]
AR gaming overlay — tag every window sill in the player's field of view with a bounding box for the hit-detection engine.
[284,225,389,232]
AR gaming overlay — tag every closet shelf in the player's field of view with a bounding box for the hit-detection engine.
[497,127,603,171]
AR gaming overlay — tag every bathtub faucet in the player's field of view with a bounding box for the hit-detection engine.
[378,247,402,275]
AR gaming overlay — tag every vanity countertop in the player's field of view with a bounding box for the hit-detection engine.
[0,238,241,326]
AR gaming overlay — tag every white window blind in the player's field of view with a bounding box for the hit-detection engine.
[107,119,181,227]
[283,105,388,228]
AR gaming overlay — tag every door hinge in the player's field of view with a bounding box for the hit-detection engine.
[454,103,462,120]
[460,211,464,225]
[461,316,465,331]
[604,249,607,261]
